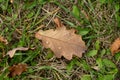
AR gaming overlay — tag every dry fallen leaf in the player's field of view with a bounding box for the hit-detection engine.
[9,63,27,77]
[7,47,29,58]
[0,35,8,44]
[110,38,120,56]
[35,18,87,60]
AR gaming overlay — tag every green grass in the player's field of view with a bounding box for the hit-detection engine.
[0,0,120,80]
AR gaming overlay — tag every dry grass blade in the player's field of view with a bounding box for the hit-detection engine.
[7,47,29,58]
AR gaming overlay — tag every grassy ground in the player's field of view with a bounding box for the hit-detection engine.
[0,0,120,80]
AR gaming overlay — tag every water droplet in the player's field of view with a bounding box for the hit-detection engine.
[46,41,49,44]
[58,47,61,49]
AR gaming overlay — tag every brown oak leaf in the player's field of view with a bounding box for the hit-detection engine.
[110,38,120,56]
[9,63,27,77]
[35,18,87,60]
[7,47,29,58]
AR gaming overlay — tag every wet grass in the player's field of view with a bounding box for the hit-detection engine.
[0,0,120,80]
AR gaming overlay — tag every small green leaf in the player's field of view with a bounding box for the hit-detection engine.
[87,50,98,57]
[66,58,79,71]
[6,16,12,21]
[100,0,106,4]
[96,58,103,69]
[98,74,103,80]
[103,59,116,68]
[81,60,91,71]
[13,14,18,20]
[79,29,89,36]
[77,27,90,36]
[114,52,120,61]
[103,75,114,80]
[66,60,74,71]
[27,11,34,18]
[24,1,37,9]
[100,49,106,57]
[106,49,111,55]
[95,40,100,50]
[98,75,114,80]
[115,4,120,12]
[1,4,6,10]
[45,50,54,59]
[81,75,91,80]
[72,5,80,18]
